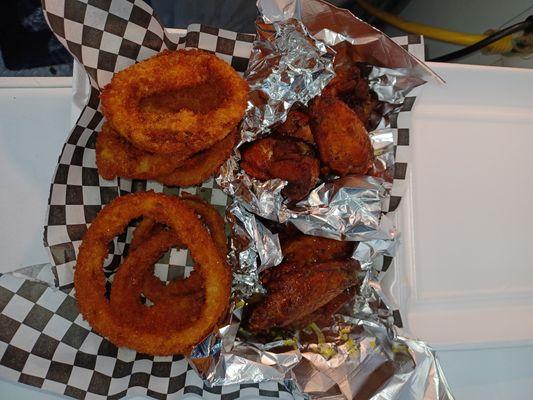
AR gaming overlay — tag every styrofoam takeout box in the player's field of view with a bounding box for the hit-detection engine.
[0,77,72,272]
[69,43,533,352]
[386,62,533,350]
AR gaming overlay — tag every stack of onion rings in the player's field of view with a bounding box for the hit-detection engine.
[96,123,238,185]
[74,191,231,355]
[97,49,248,186]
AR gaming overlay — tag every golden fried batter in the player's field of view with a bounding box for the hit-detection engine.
[129,194,227,304]
[156,129,238,187]
[74,191,231,355]
[96,123,190,180]
[101,49,248,155]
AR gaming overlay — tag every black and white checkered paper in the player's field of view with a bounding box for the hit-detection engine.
[0,0,426,398]
[0,273,305,400]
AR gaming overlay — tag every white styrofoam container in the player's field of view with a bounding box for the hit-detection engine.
[385,62,533,350]
[0,77,72,272]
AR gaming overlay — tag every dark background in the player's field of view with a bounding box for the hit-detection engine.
[0,0,410,76]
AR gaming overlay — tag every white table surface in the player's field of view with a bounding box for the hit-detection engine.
[1,73,533,399]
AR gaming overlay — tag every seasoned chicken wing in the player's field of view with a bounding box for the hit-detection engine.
[288,287,355,330]
[322,66,380,129]
[273,109,315,145]
[248,259,360,332]
[240,137,320,202]
[282,234,356,266]
[309,96,374,177]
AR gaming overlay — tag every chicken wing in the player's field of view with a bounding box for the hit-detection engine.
[282,234,356,266]
[287,287,355,330]
[322,66,380,130]
[240,137,320,202]
[248,259,360,332]
[309,96,374,177]
[273,109,315,145]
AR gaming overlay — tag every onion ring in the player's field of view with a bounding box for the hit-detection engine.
[96,124,237,185]
[101,49,248,155]
[74,191,231,355]
[155,128,238,187]
[132,194,227,303]
[130,220,203,303]
[95,123,190,180]
[130,217,161,251]
[110,229,205,330]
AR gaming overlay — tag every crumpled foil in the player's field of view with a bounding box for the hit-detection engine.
[240,18,335,142]
[210,0,453,399]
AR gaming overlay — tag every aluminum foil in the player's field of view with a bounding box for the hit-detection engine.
[279,176,397,242]
[211,0,453,398]
[241,18,335,143]
[227,201,283,298]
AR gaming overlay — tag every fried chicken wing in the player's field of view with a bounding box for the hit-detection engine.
[240,137,320,202]
[288,287,355,330]
[310,96,374,177]
[273,109,315,145]
[282,235,356,266]
[261,233,357,286]
[239,138,274,181]
[322,66,380,129]
[248,259,360,332]
[269,158,320,202]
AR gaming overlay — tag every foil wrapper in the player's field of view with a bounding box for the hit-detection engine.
[212,0,453,398]
[228,201,283,298]
[280,176,397,242]
[241,18,335,142]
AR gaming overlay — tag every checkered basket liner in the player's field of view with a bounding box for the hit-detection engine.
[0,0,427,398]
[0,273,305,400]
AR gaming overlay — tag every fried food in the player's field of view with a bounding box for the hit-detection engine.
[139,80,224,119]
[110,229,205,330]
[155,129,238,187]
[131,194,228,304]
[273,109,314,145]
[240,137,320,202]
[249,230,359,332]
[74,191,231,355]
[322,66,380,129]
[309,96,374,177]
[96,125,236,184]
[288,287,355,329]
[238,65,380,201]
[130,217,160,251]
[130,193,227,254]
[96,49,244,184]
[260,234,356,287]
[248,259,360,332]
[96,123,191,180]
[101,49,248,155]
[282,235,355,265]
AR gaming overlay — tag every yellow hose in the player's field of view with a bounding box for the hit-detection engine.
[355,0,513,54]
